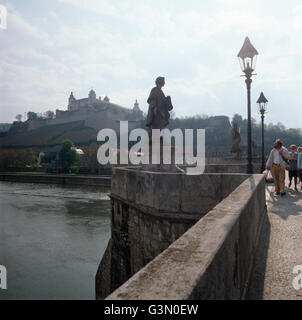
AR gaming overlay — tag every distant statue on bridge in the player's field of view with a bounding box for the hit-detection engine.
[231,122,242,159]
[146,76,173,137]
[252,140,258,158]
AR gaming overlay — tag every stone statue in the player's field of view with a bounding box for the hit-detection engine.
[231,122,242,159]
[146,77,173,136]
[144,77,183,173]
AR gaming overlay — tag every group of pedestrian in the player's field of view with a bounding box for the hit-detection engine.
[266,138,302,196]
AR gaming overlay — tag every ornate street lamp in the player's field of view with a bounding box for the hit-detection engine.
[257,92,268,173]
[237,37,259,174]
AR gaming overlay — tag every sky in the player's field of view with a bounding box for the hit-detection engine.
[0,0,302,129]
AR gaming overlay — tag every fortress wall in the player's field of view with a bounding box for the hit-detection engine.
[27,107,140,133]
[27,119,46,131]
[84,110,140,132]
[95,168,249,299]
[26,112,86,131]
[105,174,266,300]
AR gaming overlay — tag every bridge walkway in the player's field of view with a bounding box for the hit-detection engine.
[247,178,302,300]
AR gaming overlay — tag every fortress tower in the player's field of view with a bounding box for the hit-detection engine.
[68,92,76,111]
[133,99,143,117]
[68,89,104,111]
[88,89,97,103]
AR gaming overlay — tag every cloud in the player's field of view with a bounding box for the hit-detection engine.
[0,0,301,129]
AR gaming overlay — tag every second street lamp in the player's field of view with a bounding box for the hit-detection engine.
[257,92,268,173]
[237,37,259,174]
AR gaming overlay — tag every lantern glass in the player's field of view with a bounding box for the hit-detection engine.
[237,37,259,73]
[257,92,268,114]
[258,102,266,113]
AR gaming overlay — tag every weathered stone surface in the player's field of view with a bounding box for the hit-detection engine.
[95,239,112,300]
[134,170,156,208]
[126,169,137,203]
[0,173,111,186]
[221,173,248,199]
[180,174,222,214]
[153,173,182,212]
[96,168,256,299]
[105,174,266,300]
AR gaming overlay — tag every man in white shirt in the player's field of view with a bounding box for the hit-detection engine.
[266,139,290,196]
[272,148,281,164]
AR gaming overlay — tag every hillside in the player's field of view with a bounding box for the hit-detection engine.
[0,121,97,150]
[0,123,12,133]
[167,115,232,147]
[0,115,232,151]
[232,114,302,154]
[1,112,300,155]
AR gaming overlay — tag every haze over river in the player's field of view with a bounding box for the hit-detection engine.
[0,181,111,300]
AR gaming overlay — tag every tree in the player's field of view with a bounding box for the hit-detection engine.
[27,112,38,120]
[44,110,55,119]
[0,149,36,170]
[59,139,78,172]
[232,114,243,126]
[16,114,22,122]
[231,113,302,155]
[23,149,36,167]
[277,122,286,131]
[79,143,103,174]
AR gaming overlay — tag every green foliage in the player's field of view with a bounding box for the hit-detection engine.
[0,149,37,170]
[45,110,55,119]
[78,143,104,174]
[59,139,78,171]
[232,114,243,126]
[27,112,38,120]
[166,115,231,147]
[41,152,56,163]
[231,114,302,155]
[70,165,79,174]
[0,123,12,133]
[23,148,36,166]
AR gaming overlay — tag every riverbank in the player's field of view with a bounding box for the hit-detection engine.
[0,173,111,187]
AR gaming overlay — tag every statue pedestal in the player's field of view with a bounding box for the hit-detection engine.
[141,139,184,173]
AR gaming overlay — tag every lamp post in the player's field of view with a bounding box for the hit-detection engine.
[257,92,268,173]
[237,37,259,174]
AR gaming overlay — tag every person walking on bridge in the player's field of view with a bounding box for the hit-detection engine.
[297,147,302,190]
[288,144,298,190]
[266,139,290,196]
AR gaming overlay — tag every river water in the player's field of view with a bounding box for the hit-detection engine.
[0,181,111,300]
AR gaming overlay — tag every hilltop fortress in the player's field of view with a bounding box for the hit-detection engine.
[0,89,232,151]
[25,90,144,132]
[68,90,111,111]
[0,90,144,148]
